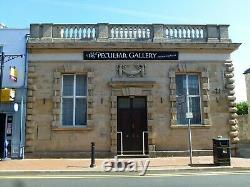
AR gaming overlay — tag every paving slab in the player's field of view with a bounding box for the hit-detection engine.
[0,156,250,175]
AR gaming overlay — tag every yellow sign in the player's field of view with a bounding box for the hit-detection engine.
[9,66,18,82]
[0,89,15,102]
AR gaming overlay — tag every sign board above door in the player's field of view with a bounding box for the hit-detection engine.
[83,51,178,60]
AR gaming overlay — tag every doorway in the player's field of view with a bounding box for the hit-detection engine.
[117,96,148,155]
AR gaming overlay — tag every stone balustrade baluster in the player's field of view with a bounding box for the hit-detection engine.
[176,27,180,38]
[135,27,139,38]
[62,27,66,38]
[131,27,135,38]
[197,28,200,38]
[88,27,91,38]
[114,27,117,38]
[165,27,169,39]
[91,27,94,38]
[199,27,203,38]
[81,28,85,39]
[76,27,80,38]
[182,27,185,38]
[29,23,229,42]
[187,27,190,38]
[67,27,71,38]
[194,28,197,39]
[147,28,150,38]
[72,27,76,38]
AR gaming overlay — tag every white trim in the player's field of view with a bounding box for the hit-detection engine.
[176,74,202,125]
[61,74,87,126]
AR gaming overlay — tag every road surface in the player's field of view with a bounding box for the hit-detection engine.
[0,170,250,187]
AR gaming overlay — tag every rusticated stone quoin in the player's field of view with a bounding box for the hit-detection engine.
[224,61,239,144]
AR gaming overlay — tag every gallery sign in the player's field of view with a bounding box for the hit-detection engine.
[83,51,178,60]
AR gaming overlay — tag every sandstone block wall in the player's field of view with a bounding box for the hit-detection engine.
[25,49,235,157]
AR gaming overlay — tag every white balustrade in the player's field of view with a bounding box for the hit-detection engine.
[164,25,206,40]
[30,23,229,42]
[56,25,96,39]
[109,25,151,39]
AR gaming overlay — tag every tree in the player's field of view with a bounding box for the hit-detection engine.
[236,101,249,115]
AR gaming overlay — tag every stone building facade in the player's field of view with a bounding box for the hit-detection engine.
[239,68,250,143]
[244,68,250,113]
[26,23,240,158]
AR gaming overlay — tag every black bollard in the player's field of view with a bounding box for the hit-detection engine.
[90,142,96,167]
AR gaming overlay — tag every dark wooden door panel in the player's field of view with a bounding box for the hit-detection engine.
[117,97,148,155]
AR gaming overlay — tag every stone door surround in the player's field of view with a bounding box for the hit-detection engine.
[109,79,156,155]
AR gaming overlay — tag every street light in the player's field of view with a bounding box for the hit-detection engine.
[0,51,23,103]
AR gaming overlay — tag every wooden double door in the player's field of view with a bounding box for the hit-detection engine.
[117,96,148,155]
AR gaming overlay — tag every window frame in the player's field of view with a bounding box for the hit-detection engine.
[61,74,87,127]
[176,73,203,125]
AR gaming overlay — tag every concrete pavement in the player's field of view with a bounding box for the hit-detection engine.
[0,156,250,175]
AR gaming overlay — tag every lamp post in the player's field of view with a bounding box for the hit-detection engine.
[0,52,23,103]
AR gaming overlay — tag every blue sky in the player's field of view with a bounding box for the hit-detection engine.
[1,0,249,101]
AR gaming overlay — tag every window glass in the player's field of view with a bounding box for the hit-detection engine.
[176,74,201,125]
[75,98,87,125]
[76,75,87,96]
[133,98,146,109]
[62,74,87,126]
[63,75,74,96]
[62,98,73,125]
[188,75,199,95]
[118,98,130,109]
[189,97,201,124]
[177,99,188,125]
[176,75,186,96]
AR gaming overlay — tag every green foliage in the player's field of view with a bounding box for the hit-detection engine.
[236,101,249,115]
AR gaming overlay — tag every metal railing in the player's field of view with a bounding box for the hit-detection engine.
[117,131,123,155]
[142,131,148,155]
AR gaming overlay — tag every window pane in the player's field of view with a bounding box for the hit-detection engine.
[63,75,74,96]
[189,97,201,124]
[133,98,146,109]
[75,98,87,126]
[62,98,73,125]
[118,98,130,109]
[76,75,87,96]
[188,75,199,95]
[177,100,188,125]
[176,75,186,96]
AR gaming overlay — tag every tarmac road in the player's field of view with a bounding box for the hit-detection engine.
[0,170,250,187]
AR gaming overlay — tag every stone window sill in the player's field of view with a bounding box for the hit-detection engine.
[52,126,93,131]
[170,125,211,129]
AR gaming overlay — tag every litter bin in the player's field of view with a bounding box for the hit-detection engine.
[213,137,231,166]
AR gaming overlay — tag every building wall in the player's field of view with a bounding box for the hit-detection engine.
[0,29,28,88]
[26,23,240,157]
[238,115,249,143]
[26,49,233,157]
[238,73,250,143]
[0,28,29,158]
[246,74,250,114]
